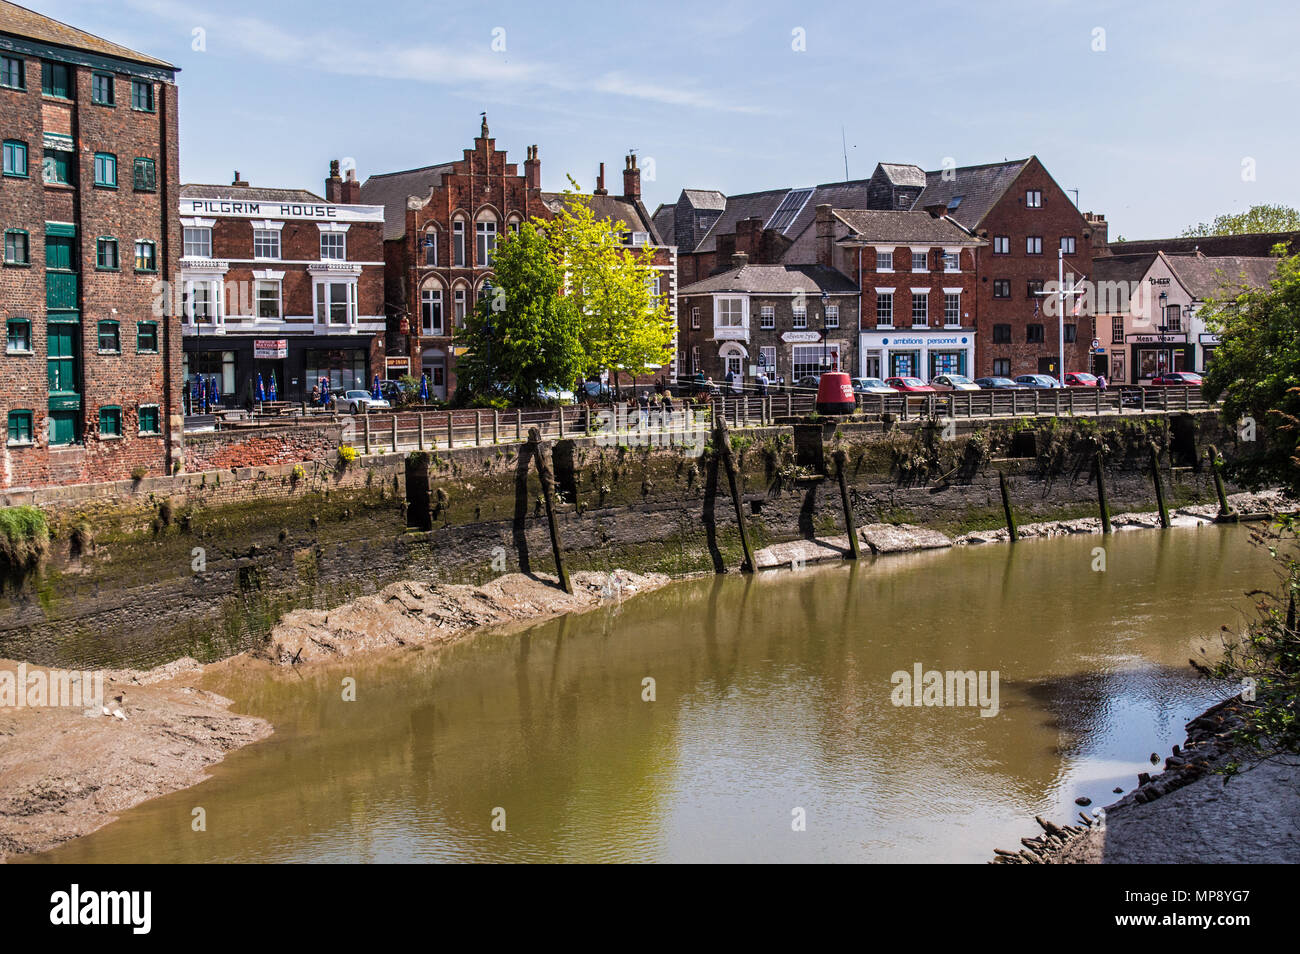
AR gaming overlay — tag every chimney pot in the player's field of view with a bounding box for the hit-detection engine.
[731,251,749,269]
[622,153,641,201]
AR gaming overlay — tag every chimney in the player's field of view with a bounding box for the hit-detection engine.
[325,159,343,203]
[731,251,749,270]
[232,170,249,187]
[736,216,764,260]
[595,162,607,196]
[342,168,360,204]
[623,153,641,200]
[524,144,540,192]
[815,203,834,268]
[923,203,946,218]
[1084,211,1108,250]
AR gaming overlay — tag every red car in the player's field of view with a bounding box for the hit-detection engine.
[1064,372,1100,387]
[1151,372,1203,386]
[885,376,937,393]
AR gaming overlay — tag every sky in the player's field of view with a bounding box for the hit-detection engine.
[26,0,1300,239]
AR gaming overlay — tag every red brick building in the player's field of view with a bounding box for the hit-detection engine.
[177,164,386,405]
[360,116,551,400]
[1,1,181,489]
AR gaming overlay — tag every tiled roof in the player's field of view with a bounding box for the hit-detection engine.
[359,162,458,241]
[832,209,978,245]
[910,159,1031,230]
[681,189,726,210]
[1104,232,1300,258]
[541,192,661,243]
[679,263,858,296]
[0,0,175,70]
[878,163,926,187]
[1166,254,1278,300]
[181,183,324,203]
[1091,252,1158,287]
[692,178,876,257]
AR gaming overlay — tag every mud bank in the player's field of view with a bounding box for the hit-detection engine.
[0,569,668,861]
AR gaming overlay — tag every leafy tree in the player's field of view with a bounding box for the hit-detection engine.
[1181,204,1300,237]
[545,183,674,394]
[1200,252,1300,496]
[452,223,584,403]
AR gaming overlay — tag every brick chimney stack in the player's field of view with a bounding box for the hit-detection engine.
[342,168,360,204]
[623,153,641,200]
[1084,211,1108,251]
[595,162,607,195]
[232,170,249,187]
[815,203,834,268]
[731,251,749,269]
[325,159,343,203]
[524,145,540,192]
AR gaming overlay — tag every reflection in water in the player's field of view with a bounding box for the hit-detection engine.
[27,525,1270,864]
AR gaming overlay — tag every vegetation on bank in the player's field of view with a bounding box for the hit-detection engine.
[0,505,49,578]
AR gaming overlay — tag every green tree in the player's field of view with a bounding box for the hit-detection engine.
[546,184,674,394]
[1200,252,1300,496]
[1181,204,1300,237]
[452,222,584,403]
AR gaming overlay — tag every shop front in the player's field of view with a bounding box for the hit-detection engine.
[1197,333,1218,372]
[1126,333,1190,382]
[858,331,975,382]
[182,334,377,408]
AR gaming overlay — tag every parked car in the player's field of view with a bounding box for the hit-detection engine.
[1064,372,1100,387]
[852,377,895,395]
[1150,372,1203,386]
[536,385,576,403]
[974,377,1025,389]
[378,379,412,403]
[1014,374,1061,389]
[885,376,937,393]
[930,373,981,392]
[794,375,822,390]
[343,390,391,414]
[578,379,614,401]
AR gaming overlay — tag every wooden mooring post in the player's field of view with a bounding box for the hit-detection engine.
[714,415,755,573]
[1149,443,1170,528]
[1208,445,1234,519]
[833,449,861,560]
[1095,444,1112,534]
[998,469,1018,542]
[528,427,571,594]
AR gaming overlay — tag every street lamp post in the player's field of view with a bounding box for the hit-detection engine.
[820,290,830,372]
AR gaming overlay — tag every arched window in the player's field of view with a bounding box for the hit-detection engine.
[475,209,498,267]
[452,217,467,267]
[452,282,469,328]
[422,226,438,267]
[420,281,444,335]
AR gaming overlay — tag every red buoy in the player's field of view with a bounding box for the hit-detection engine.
[816,371,856,415]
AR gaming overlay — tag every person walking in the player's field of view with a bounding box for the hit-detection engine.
[1097,373,1108,389]
[757,371,769,397]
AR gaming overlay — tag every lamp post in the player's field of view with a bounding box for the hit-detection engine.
[820,289,831,372]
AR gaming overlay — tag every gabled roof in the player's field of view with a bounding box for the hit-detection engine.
[651,204,676,246]
[359,162,458,241]
[1104,231,1300,258]
[679,263,858,296]
[910,158,1032,230]
[1091,251,1158,286]
[0,0,176,71]
[694,188,788,253]
[681,189,727,211]
[181,183,324,203]
[877,163,926,187]
[541,192,662,244]
[832,209,979,245]
[1164,253,1278,300]
[691,178,876,258]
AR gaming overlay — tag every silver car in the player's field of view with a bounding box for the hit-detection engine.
[343,389,391,413]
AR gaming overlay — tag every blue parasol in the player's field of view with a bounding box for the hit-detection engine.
[268,372,277,402]
[372,374,381,400]
[420,373,429,402]
[199,376,208,413]
[210,376,219,406]
[320,377,330,408]
[256,373,265,403]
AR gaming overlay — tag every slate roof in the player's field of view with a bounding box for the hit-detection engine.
[1091,252,1158,288]
[679,264,858,296]
[878,163,926,187]
[689,178,877,259]
[181,183,324,203]
[681,189,727,211]
[0,0,176,70]
[1166,254,1278,300]
[651,204,676,246]
[541,192,662,244]
[359,162,458,241]
[1104,232,1300,258]
[694,188,788,253]
[909,159,1031,230]
[832,209,978,245]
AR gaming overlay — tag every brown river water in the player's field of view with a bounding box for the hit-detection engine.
[27,523,1271,863]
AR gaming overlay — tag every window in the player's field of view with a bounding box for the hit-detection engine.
[423,229,438,266]
[42,149,71,184]
[185,281,215,323]
[825,304,839,329]
[421,287,443,334]
[6,318,31,353]
[1060,236,1076,254]
[992,323,1012,343]
[1026,323,1045,343]
[877,249,893,271]
[255,280,280,318]
[315,282,354,325]
[943,252,960,271]
[792,304,807,329]
[911,250,927,272]
[690,306,700,329]
[1026,190,1042,208]
[1165,304,1183,331]
[94,153,117,187]
[91,73,114,105]
[98,406,121,437]
[718,298,744,328]
[759,305,775,329]
[993,358,1011,377]
[758,345,776,374]
[476,221,497,266]
[911,292,929,326]
[133,157,156,192]
[138,405,160,434]
[1064,323,1077,343]
[134,240,156,272]
[130,79,154,111]
[1026,236,1042,255]
[453,288,467,325]
[136,321,158,352]
[97,320,120,352]
[993,236,1009,255]
[877,292,893,326]
[7,409,33,445]
[944,294,960,325]
[0,56,24,90]
[253,229,280,259]
[453,221,466,267]
[96,237,119,270]
[41,61,71,98]
[320,231,346,261]
[4,230,29,265]
[1027,279,1044,299]
[993,279,1011,299]
[1111,316,1124,344]
[2,140,27,177]
[183,226,212,258]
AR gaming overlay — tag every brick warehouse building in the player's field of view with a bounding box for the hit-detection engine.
[178,164,386,405]
[360,116,552,400]
[1,1,180,489]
